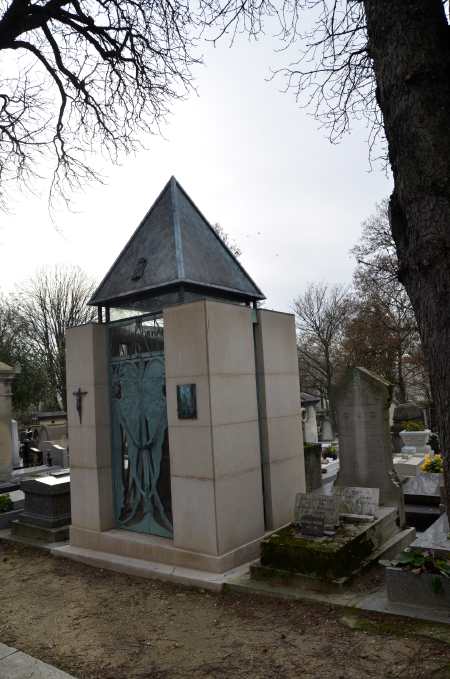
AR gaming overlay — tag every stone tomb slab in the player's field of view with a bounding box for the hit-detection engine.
[11,473,71,542]
[412,513,450,557]
[260,506,399,582]
[393,455,424,478]
[403,472,442,505]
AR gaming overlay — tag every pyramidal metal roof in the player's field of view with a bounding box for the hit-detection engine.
[90,177,265,310]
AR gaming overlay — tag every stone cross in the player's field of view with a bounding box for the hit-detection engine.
[334,367,405,526]
[73,387,88,424]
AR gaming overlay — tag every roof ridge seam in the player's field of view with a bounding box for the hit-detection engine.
[171,177,185,279]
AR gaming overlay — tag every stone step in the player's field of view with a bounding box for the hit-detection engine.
[404,495,440,507]
[377,512,401,543]
[52,544,251,592]
[405,504,441,532]
[371,527,416,562]
[0,642,75,678]
[405,503,441,515]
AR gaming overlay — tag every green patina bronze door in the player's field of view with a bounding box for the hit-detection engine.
[109,314,173,538]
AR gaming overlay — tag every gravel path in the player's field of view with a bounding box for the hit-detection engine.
[1,542,450,679]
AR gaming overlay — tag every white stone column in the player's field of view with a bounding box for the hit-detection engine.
[254,310,305,529]
[65,323,114,540]
[164,300,265,557]
[0,362,18,482]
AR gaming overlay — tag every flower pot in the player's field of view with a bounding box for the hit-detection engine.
[386,566,450,609]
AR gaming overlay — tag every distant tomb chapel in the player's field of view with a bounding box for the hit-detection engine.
[62,177,305,578]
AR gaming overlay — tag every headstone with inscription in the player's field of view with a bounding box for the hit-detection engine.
[334,367,405,526]
[335,486,379,520]
[294,492,339,536]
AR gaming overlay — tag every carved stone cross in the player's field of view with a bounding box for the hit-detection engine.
[73,387,88,424]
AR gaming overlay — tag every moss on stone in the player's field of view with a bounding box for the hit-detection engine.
[261,524,375,580]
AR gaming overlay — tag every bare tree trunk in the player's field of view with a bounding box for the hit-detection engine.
[324,345,335,428]
[397,344,407,403]
[364,0,450,509]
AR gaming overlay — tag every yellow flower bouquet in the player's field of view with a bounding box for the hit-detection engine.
[421,454,443,474]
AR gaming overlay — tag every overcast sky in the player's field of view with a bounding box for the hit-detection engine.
[0,33,392,313]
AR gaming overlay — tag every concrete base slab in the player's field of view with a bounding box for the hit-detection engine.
[69,524,282,574]
[52,544,253,592]
[0,527,69,552]
[413,513,450,556]
[226,571,450,625]
[0,481,19,493]
[227,571,364,607]
[0,643,16,660]
[11,520,69,543]
[0,643,75,678]
[11,464,65,478]
[360,590,450,625]
[0,510,23,530]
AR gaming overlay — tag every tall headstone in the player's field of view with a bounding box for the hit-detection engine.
[10,420,21,469]
[321,416,333,441]
[303,405,319,443]
[334,367,404,526]
[0,362,19,482]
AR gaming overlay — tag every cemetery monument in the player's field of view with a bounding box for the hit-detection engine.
[254,367,414,587]
[57,177,305,580]
[334,366,404,523]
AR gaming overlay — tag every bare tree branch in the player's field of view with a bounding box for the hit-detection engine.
[11,265,97,408]
[293,281,353,418]
[0,0,200,207]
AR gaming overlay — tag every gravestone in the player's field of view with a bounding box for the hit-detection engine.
[302,393,320,444]
[394,402,425,427]
[10,420,20,469]
[294,492,339,535]
[334,367,405,526]
[321,416,333,441]
[335,486,379,519]
[304,444,322,492]
[41,441,70,468]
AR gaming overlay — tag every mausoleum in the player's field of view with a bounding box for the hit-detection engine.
[60,178,305,581]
